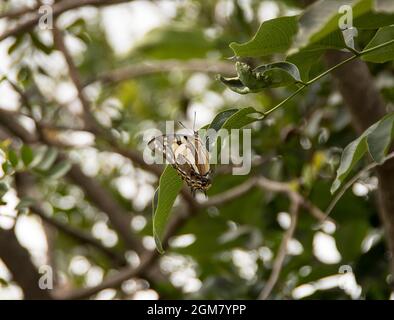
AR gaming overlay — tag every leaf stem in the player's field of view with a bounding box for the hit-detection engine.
[263,38,394,117]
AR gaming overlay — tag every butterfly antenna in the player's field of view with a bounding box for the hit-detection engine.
[178,121,187,130]
[193,111,197,132]
[178,120,194,135]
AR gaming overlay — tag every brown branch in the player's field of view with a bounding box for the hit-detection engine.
[203,176,330,223]
[258,194,300,300]
[0,108,37,143]
[60,202,198,299]
[0,0,134,41]
[85,60,235,86]
[32,204,127,264]
[52,26,98,132]
[0,3,41,20]
[325,51,394,277]
[0,227,53,299]
[14,172,127,265]
[66,162,144,253]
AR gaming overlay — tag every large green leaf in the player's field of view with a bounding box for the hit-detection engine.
[287,29,348,81]
[220,107,263,131]
[152,165,183,254]
[219,61,302,94]
[211,107,263,159]
[331,135,368,193]
[331,113,394,193]
[229,16,298,57]
[366,113,394,163]
[203,109,238,149]
[362,26,394,63]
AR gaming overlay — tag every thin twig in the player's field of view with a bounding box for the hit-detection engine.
[85,60,235,87]
[203,176,330,223]
[262,39,394,117]
[0,0,134,41]
[31,204,126,265]
[0,3,41,20]
[258,194,300,300]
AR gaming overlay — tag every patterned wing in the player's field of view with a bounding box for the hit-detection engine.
[148,134,198,170]
[148,133,211,191]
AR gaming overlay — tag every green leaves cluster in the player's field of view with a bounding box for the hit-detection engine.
[1,144,72,183]
[219,61,302,94]
[332,113,394,193]
[225,0,394,83]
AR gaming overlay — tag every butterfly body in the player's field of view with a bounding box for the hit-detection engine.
[148,131,211,195]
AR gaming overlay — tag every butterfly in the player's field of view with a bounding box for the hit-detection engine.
[148,126,211,196]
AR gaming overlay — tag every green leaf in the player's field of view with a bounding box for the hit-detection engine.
[153,165,183,253]
[0,181,9,198]
[1,161,14,177]
[219,61,302,94]
[286,49,323,81]
[230,16,298,57]
[366,113,394,163]
[211,107,263,158]
[29,32,53,55]
[21,144,34,167]
[203,109,238,149]
[331,136,368,194]
[221,107,263,131]
[331,113,394,193]
[8,34,26,55]
[7,149,18,168]
[35,147,58,171]
[362,26,394,62]
[46,160,72,179]
[207,109,239,132]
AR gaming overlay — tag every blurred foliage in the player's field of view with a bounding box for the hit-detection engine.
[0,0,394,300]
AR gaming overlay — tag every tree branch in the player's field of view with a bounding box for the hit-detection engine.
[203,176,330,223]
[0,3,40,20]
[0,0,134,41]
[85,59,235,87]
[14,172,126,265]
[0,227,53,299]
[258,194,300,300]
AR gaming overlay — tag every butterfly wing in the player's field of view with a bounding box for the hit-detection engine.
[192,133,210,177]
[148,133,211,191]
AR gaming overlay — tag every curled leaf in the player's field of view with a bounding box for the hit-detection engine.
[219,61,302,94]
